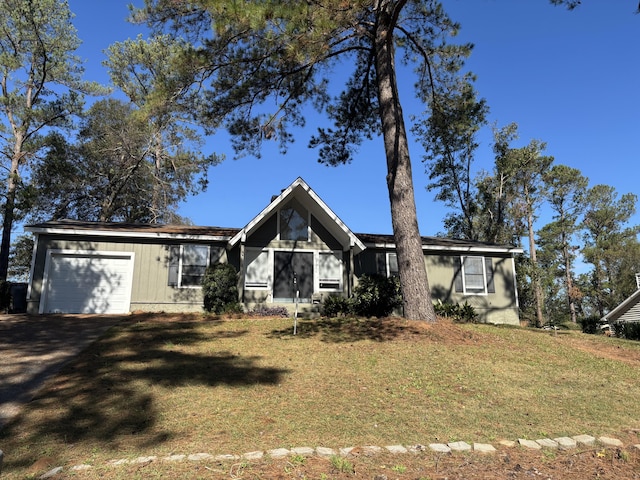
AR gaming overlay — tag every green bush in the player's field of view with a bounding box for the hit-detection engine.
[202,263,241,314]
[433,300,477,323]
[579,315,601,334]
[351,274,402,318]
[612,321,640,340]
[321,294,352,317]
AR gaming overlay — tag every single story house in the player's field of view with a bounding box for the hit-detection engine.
[25,177,523,324]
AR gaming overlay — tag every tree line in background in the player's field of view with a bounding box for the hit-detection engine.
[422,115,640,326]
[1,0,638,324]
[1,1,220,282]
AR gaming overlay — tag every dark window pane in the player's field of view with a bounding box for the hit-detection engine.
[280,203,308,241]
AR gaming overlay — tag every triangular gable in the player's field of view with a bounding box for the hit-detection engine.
[228,177,365,254]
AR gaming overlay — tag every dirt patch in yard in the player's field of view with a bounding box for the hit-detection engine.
[556,334,640,367]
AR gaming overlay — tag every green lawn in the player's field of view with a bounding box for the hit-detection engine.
[1,314,639,478]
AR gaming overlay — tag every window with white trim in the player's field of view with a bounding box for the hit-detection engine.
[454,256,495,295]
[168,244,210,287]
[245,249,270,289]
[279,201,309,241]
[387,253,399,277]
[318,251,342,290]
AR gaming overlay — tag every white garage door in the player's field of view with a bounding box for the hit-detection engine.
[42,251,135,314]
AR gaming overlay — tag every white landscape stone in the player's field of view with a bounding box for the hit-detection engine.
[187,453,213,461]
[291,447,315,456]
[572,434,596,446]
[536,439,558,449]
[448,441,472,452]
[473,443,497,454]
[385,445,408,454]
[131,456,157,464]
[499,440,516,448]
[315,447,337,457]
[214,454,239,461]
[598,436,624,447]
[70,465,93,471]
[518,439,542,450]
[38,466,63,479]
[429,443,452,453]
[267,448,290,458]
[553,437,577,450]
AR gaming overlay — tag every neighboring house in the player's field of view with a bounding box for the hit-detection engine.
[25,177,523,324]
[601,287,640,325]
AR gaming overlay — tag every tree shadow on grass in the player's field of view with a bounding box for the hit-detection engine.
[0,315,289,472]
[268,317,428,343]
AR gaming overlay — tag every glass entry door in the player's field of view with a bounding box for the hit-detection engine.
[273,251,313,302]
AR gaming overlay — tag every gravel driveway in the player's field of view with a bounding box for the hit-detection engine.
[0,314,124,428]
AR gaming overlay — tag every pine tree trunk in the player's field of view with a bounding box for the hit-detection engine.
[0,161,19,282]
[527,207,544,327]
[374,1,436,322]
[562,240,577,324]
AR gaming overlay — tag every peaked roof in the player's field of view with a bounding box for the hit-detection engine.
[228,177,366,254]
[602,288,640,323]
[25,178,523,255]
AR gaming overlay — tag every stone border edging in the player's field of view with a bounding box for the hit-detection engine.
[32,434,640,479]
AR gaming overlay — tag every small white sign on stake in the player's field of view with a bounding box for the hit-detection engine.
[293,273,298,335]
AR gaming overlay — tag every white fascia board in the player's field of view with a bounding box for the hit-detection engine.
[229,177,366,254]
[362,241,523,255]
[228,180,297,247]
[421,245,524,254]
[24,226,232,242]
[303,182,366,254]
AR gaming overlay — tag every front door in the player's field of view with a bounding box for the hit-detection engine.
[273,251,313,301]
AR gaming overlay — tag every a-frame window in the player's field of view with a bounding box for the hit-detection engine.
[279,200,309,241]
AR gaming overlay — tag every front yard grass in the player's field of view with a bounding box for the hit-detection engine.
[1,313,639,478]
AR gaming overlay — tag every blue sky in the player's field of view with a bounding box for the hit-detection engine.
[66,0,639,240]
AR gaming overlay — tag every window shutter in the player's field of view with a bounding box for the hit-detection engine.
[168,245,180,286]
[454,256,463,292]
[485,257,495,293]
[245,249,270,287]
[376,252,386,276]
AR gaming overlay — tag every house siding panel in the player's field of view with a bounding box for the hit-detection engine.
[311,215,342,250]
[425,253,518,325]
[620,302,640,322]
[353,249,519,325]
[246,216,277,247]
[27,234,228,314]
